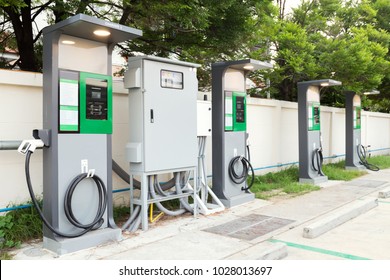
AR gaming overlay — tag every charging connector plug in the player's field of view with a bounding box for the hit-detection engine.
[18,139,45,154]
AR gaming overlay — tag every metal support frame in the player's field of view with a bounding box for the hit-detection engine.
[195,136,225,215]
[130,167,197,231]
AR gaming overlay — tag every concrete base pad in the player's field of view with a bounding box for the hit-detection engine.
[345,165,366,171]
[303,198,378,238]
[299,175,328,185]
[220,192,255,208]
[44,228,122,255]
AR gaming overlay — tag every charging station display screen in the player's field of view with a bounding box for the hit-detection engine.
[314,107,320,124]
[235,96,245,123]
[86,84,108,120]
[161,70,183,89]
[91,91,101,99]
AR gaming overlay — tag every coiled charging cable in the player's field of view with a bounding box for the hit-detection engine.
[357,144,379,171]
[312,147,325,176]
[228,155,254,192]
[21,141,107,238]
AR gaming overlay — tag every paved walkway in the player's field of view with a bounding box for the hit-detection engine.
[11,169,390,260]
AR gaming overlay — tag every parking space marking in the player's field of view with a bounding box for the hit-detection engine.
[269,239,371,260]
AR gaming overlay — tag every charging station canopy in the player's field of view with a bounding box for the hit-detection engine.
[43,14,141,44]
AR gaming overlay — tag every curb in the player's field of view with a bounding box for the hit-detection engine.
[378,187,390,198]
[303,198,378,239]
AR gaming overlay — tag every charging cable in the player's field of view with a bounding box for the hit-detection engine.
[357,144,379,171]
[18,140,107,238]
[228,155,254,192]
[312,132,325,176]
[312,147,325,176]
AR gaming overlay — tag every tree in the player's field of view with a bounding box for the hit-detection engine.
[0,0,95,71]
[363,0,390,112]
[0,0,272,90]
[1,0,389,106]
[1,0,38,71]
[110,0,274,89]
[250,0,390,108]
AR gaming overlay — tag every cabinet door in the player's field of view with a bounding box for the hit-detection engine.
[143,59,198,172]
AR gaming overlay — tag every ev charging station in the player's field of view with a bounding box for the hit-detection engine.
[345,91,365,170]
[345,90,380,171]
[18,14,142,254]
[211,59,273,207]
[298,79,342,184]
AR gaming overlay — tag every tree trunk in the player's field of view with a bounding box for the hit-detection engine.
[4,0,38,72]
[280,78,292,101]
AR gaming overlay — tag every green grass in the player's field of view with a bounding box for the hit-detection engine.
[322,160,367,181]
[113,205,131,226]
[250,166,320,200]
[364,155,390,169]
[0,201,43,260]
[250,156,390,200]
[0,251,12,260]
[0,202,134,260]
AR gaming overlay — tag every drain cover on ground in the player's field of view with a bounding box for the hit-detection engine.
[203,214,294,241]
[343,179,387,188]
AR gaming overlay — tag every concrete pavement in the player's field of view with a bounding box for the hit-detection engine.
[10,169,390,260]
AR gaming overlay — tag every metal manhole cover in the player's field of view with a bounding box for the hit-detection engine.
[343,179,387,188]
[203,214,294,241]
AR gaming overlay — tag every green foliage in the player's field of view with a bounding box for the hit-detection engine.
[1,0,276,89]
[266,21,319,100]
[0,215,18,248]
[113,205,131,226]
[251,0,390,108]
[0,204,42,250]
[320,26,389,94]
[119,0,274,89]
[374,0,390,31]
[1,0,390,108]
[0,202,42,259]
[0,0,27,9]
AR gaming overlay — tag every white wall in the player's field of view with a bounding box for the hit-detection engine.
[0,70,43,209]
[1,70,390,209]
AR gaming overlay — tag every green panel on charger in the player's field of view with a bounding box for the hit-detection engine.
[308,102,321,131]
[79,72,112,134]
[232,91,247,132]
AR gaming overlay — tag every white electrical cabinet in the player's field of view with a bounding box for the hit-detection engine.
[197,101,212,137]
[124,56,200,173]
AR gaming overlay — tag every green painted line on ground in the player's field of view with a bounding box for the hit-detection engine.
[378,200,390,204]
[269,239,371,260]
